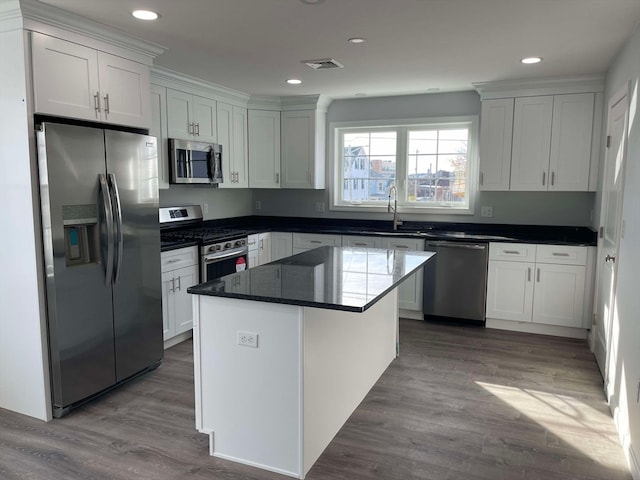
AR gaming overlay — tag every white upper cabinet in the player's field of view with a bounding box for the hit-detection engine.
[510,96,554,191]
[217,102,248,188]
[548,93,595,191]
[166,88,217,143]
[248,109,281,188]
[149,84,169,189]
[479,98,514,191]
[281,109,325,189]
[32,32,151,128]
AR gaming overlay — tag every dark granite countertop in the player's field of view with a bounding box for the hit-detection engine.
[188,246,435,312]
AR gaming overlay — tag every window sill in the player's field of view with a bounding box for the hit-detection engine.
[330,203,474,215]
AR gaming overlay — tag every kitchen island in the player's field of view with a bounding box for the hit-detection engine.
[188,246,434,479]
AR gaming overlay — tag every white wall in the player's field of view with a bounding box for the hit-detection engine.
[0,21,51,420]
[253,91,596,226]
[601,22,640,478]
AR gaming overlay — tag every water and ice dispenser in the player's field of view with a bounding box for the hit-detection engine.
[62,204,100,267]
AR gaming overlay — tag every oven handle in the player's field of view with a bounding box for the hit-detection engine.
[203,249,246,263]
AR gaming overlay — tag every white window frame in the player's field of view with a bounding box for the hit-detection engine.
[330,116,479,215]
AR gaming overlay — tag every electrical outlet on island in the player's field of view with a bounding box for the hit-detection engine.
[237,331,258,348]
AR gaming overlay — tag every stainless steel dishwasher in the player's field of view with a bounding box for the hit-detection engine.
[423,241,489,325]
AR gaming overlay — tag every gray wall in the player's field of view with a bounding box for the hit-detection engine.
[160,186,252,220]
[253,91,596,226]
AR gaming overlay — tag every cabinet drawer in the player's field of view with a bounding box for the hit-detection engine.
[292,233,341,249]
[489,243,536,262]
[536,245,587,265]
[247,233,259,251]
[161,246,198,272]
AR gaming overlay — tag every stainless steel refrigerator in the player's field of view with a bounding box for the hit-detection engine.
[37,122,163,417]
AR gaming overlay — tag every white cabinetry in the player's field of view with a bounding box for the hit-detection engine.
[31,32,151,128]
[248,110,281,188]
[161,246,199,344]
[248,233,272,268]
[341,235,382,248]
[380,238,424,311]
[479,98,514,191]
[149,84,170,189]
[166,88,217,143]
[281,109,325,189]
[271,232,293,261]
[292,233,342,254]
[217,102,248,187]
[486,243,589,329]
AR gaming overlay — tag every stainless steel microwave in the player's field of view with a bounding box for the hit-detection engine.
[169,138,223,185]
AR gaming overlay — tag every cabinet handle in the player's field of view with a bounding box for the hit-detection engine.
[195,123,200,136]
[354,242,367,246]
[503,250,520,255]
[395,245,409,249]
[527,267,531,282]
[542,171,546,186]
[275,172,279,184]
[551,171,555,186]
[479,171,484,186]
[94,92,101,113]
[189,122,194,135]
[536,268,541,283]
[176,276,181,291]
[103,93,110,115]
[552,252,570,257]
[310,240,322,244]
[170,278,175,292]
[259,239,263,250]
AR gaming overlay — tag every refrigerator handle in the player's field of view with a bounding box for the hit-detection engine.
[108,173,124,284]
[99,174,115,285]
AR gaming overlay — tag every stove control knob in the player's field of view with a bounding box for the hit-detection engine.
[225,242,232,249]
[215,245,222,251]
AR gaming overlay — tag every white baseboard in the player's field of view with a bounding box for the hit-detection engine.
[399,309,422,320]
[630,445,639,480]
[163,330,193,349]
[486,318,588,339]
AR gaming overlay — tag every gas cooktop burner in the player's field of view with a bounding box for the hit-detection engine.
[161,227,248,245]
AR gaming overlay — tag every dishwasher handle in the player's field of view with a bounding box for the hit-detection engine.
[426,242,487,250]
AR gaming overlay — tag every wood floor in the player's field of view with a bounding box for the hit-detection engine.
[0,320,631,480]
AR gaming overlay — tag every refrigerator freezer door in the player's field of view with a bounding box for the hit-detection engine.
[37,123,117,411]
[105,130,163,382]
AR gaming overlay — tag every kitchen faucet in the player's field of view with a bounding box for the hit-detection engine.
[387,184,403,231]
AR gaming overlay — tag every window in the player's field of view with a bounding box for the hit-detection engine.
[332,116,478,214]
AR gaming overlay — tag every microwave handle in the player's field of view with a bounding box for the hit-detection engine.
[187,151,193,178]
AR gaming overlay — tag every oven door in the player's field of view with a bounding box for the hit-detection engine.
[201,248,248,282]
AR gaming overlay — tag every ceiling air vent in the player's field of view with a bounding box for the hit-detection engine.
[302,58,344,70]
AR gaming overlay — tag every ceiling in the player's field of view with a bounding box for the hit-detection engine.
[37,0,640,100]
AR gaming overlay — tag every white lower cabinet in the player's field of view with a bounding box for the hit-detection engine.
[248,233,271,268]
[161,246,199,342]
[486,243,588,329]
[380,238,425,311]
[341,235,382,248]
[271,232,293,261]
[292,233,342,254]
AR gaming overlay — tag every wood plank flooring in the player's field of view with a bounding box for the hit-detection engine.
[0,320,631,480]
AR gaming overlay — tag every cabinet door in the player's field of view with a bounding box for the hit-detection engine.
[532,264,585,328]
[192,95,217,143]
[97,52,150,128]
[166,89,193,139]
[31,32,100,121]
[232,106,249,187]
[281,110,315,189]
[486,260,534,322]
[510,96,553,191]
[248,110,281,188]
[173,265,198,335]
[150,84,169,189]
[271,232,293,261]
[217,102,234,187]
[161,271,175,340]
[341,235,382,248]
[479,98,513,191]
[548,93,594,191]
[258,233,272,265]
[382,238,424,311]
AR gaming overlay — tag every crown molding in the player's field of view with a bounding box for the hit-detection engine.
[0,0,23,33]
[18,0,164,63]
[473,75,605,100]
[151,66,250,106]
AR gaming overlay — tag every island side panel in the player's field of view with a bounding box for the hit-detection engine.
[194,295,304,478]
[302,290,398,476]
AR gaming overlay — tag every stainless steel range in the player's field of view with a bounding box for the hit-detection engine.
[160,206,248,283]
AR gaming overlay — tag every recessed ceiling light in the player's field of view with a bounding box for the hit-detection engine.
[348,37,366,44]
[427,88,441,93]
[521,56,542,64]
[132,10,159,20]
[354,93,367,97]
[286,79,303,85]
[300,0,325,4]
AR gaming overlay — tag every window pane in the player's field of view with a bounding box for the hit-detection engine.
[341,130,396,203]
